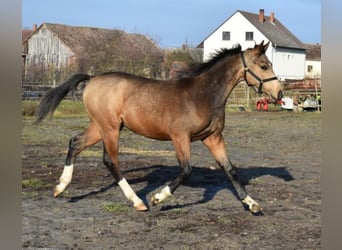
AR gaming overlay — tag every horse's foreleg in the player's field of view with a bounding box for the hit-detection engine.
[54,123,101,197]
[151,137,192,205]
[102,132,148,211]
[202,133,262,214]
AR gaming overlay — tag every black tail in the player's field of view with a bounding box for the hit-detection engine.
[35,73,91,123]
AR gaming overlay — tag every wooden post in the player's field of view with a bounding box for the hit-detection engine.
[246,85,250,109]
[314,76,320,112]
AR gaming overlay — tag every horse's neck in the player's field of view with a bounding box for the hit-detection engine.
[203,59,242,105]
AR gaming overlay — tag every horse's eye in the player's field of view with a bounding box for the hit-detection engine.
[261,65,268,70]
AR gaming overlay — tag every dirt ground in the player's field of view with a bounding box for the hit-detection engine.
[22,111,321,249]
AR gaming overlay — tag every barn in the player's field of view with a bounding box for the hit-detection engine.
[22,23,164,82]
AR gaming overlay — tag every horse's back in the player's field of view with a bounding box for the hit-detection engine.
[81,72,202,139]
[82,73,175,134]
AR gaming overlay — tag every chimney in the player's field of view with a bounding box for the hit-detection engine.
[33,24,37,31]
[259,9,265,23]
[270,12,275,23]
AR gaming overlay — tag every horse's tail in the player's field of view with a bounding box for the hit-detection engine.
[35,73,91,124]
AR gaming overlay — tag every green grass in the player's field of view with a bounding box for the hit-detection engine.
[103,202,131,213]
[22,178,46,188]
[22,191,39,198]
[22,100,40,116]
[22,100,87,117]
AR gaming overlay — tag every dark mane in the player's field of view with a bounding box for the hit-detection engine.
[173,44,242,79]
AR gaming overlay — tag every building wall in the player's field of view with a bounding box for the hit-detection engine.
[305,60,321,78]
[26,25,74,69]
[272,47,306,80]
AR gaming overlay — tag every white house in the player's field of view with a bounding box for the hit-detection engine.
[198,9,306,80]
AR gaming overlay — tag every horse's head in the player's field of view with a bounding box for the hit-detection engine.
[241,41,283,102]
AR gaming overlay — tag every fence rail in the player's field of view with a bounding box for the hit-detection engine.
[22,80,321,111]
[22,83,82,100]
[22,81,256,106]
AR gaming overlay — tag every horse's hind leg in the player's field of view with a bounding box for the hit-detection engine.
[54,123,101,197]
[102,130,148,211]
[202,133,262,214]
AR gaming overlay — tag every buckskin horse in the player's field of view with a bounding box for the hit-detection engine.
[35,41,283,214]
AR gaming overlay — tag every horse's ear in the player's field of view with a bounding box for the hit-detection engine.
[257,40,269,54]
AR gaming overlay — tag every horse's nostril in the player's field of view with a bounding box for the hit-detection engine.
[278,90,284,100]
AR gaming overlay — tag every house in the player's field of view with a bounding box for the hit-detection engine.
[304,43,321,78]
[22,23,164,81]
[198,9,306,81]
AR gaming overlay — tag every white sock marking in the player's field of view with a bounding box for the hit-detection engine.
[118,178,144,207]
[55,165,73,196]
[154,186,171,203]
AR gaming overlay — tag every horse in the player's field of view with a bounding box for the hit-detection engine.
[35,41,283,214]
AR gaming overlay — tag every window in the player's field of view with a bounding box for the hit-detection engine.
[222,31,230,41]
[307,65,313,72]
[245,32,253,41]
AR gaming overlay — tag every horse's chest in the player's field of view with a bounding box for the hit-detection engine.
[191,115,225,141]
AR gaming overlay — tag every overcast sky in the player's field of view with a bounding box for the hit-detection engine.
[22,0,321,47]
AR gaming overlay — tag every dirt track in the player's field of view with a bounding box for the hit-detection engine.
[22,111,321,249]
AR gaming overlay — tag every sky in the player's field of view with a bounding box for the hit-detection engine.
[22,0,321,48]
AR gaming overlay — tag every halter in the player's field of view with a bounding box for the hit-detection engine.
[240,52,278,94]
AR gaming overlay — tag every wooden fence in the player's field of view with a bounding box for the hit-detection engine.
[22,81,256,106]
[23,79,320,111]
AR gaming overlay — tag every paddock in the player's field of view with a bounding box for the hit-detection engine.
[22,111,321,249]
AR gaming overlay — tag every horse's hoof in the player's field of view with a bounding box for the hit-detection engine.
[151,186,171,206]
[151,194,160,206]
[250,203,263,215]
[134,203,149,211]
[54,186,61,198]
[242,195,263,214]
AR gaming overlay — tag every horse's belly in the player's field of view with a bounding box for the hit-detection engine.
[122,114,172,141]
